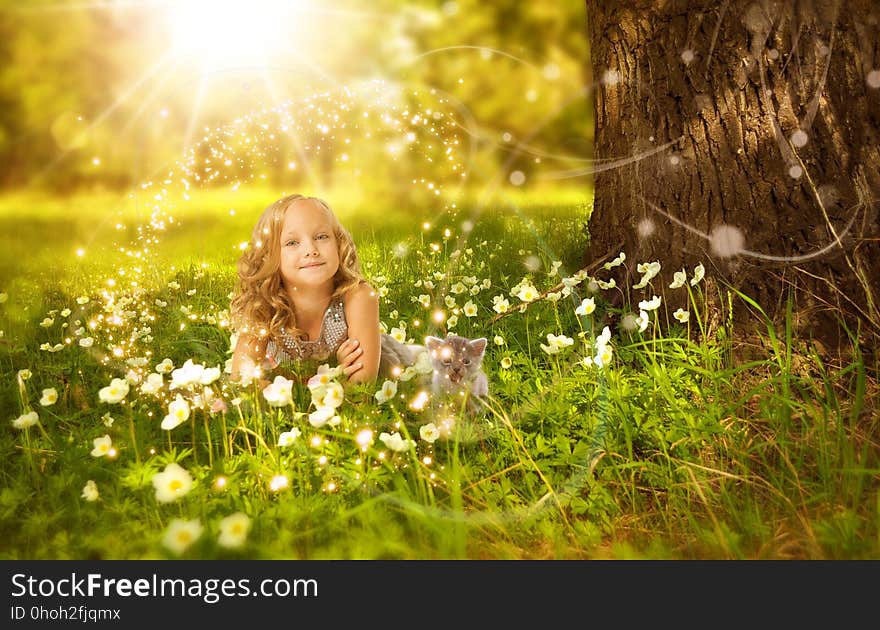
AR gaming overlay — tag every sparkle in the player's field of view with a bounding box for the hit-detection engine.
[637,218,655,238]
[356,429,373,447]
[269,475,289,492]
[709,224,745,258]
[790,129,809,148]
[509,170,526,186]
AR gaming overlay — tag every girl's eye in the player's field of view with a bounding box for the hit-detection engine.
[316,233,329,240]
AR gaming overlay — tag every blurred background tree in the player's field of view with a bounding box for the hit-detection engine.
[0,0,591,196]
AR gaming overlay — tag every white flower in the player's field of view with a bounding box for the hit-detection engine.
[170,359,205,389]
[307,364,343,390]
[61,308,71,317]
[375,380,397,404]
[635,310,650,333]
[79,337,94,348]
[446,315,458,328]
[597,326,612,347]
[450,282,466,295]
[379,431,415,452]
[594,344,614,368]
[152,463,194,503]
[17,369,32,381]
[603,252,626,270]
[390,326,407,343]
[81,480,99,502]
[156,358,174,374]
[98,378,129,404]
[540,333,574,355]
[12,411,38,429]
[200,366,221,385]
[308,406,335,428]
[161,394,191,430]
[318,382,345,409]
[101,413,115,427]
[417,294,431,308]
[39,388,58,407]
[633,261,661,289]
[420,423,440,443]
[516,284,539,303]
[500,357,512,369]
[596,278,616,290]
[463,301,478,317]
[638,295,662,311]
[90,434,112,457]
[690,263,705,286]
[162,518,203,555]
[493,335,505,346]
[673,308,690,323]
[444,295,457,309]
[546,291,562,302]
[218,512,251,549]
[140,372,164,395]
[278,428,302,447]
[40,317,54,328]
[575,297,596,316]
[492,295,510,314]
[262,375,294,407]
[76,296,90,305]
[669,269,686,289]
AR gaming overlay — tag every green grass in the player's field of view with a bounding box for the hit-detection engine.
[1,187,877,559]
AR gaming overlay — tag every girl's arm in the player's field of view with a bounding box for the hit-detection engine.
[341,282,381,384]
[230,332,270,385]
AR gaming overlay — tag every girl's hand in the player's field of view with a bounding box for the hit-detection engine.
[336,338,364,378]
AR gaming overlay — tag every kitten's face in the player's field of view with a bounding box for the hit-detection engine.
[425,335,487,383]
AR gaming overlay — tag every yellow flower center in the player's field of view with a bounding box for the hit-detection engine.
[169,480,183,491]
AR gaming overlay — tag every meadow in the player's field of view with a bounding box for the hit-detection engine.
[1,185,877,560]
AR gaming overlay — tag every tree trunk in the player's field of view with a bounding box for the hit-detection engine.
[584,0,880,353]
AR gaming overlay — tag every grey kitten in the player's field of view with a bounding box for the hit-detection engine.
[425,334,489,409]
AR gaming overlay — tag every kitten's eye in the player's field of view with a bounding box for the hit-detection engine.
[442,359,452,365]
[463,359,471,365]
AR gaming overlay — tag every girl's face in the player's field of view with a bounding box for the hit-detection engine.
[278,199,340,293]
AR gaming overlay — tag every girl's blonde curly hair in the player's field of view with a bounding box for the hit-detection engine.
[230,193,363,341]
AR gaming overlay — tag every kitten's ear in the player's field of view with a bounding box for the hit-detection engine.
[469,338,487,356]
[425,336,444,351]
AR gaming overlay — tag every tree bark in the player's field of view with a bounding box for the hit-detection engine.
[584,0,880,353]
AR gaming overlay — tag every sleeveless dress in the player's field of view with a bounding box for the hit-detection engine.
[266,296,348,368]
[264,294,417,380]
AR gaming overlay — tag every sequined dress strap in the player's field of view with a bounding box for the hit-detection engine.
[268,296,347,363]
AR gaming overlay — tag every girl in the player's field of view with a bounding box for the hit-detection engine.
[230,193,381,385]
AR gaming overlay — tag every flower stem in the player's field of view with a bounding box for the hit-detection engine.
[128,411,141,464]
